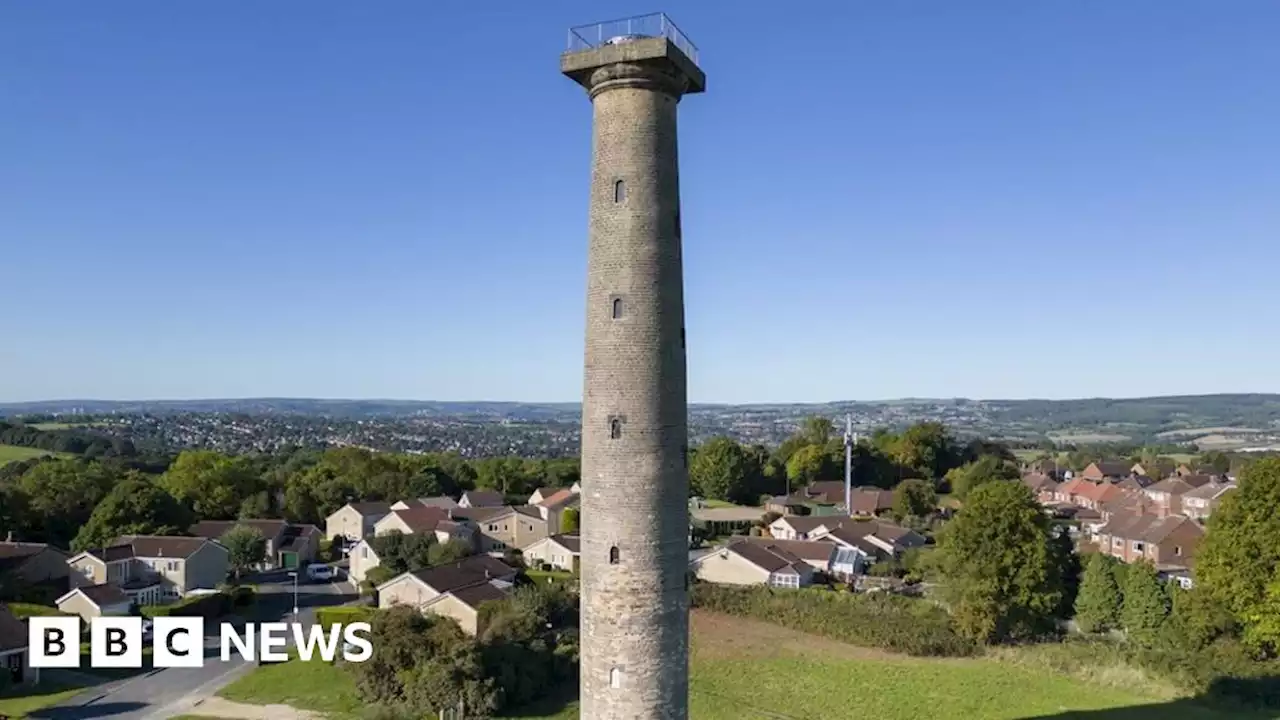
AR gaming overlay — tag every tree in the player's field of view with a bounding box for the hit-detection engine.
[799,416,834,446]
[1197,450,1232,475]
[1195,458,1280,643]
[1120,560,1170,647]
[945,455,1019,500]
[893,422,960,481]
[934,482,1062,644]
[73,474,193,552]
[784,444,839,490]
[17,459,118,546]
[1243,568,1280,656]
[892,478,936,521]
[1074,553,1123,633]
[222,525,268,580]
[689,437,757,504]
[560,507,580,534]
[161,450,262,520]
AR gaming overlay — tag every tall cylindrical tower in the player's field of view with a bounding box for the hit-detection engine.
[561,15,705,720]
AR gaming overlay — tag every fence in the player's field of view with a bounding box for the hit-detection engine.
[567,13,699,65]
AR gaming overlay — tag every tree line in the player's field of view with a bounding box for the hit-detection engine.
[0,420,136,459]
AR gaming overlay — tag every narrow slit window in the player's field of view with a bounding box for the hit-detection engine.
[612,296,623,319]
[680,327,686,349]
[609,546,620,565]
[609,417,622,439]
[613,179,626,203]
[610,666,623,689]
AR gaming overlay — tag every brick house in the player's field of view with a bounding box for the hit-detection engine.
[1143,475,1214,517]
[1080,461,1133,482]
[1179,481,1237,521]
[1093,514,1205,567]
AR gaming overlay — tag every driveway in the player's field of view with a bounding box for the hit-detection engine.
[31,574,361,720]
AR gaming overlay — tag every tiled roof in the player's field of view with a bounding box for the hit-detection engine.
[537,489,579,509]
[734,537,834,563]
[724,541,806,574]
[409,496,460,510]
[1182,482,1236,501]
[1146,478,1195,496]
[546,534,581,553]
[86,544,140,562]
[76,583,131,607]
[103,535,214,560]
[1022,473,1058,491]
[407,555,516,594]
[0,541,63,573]
[453,506,515,523]
[461,490,504,508]
[349,501,394,516]
[448,580,511,611]
[386,507,452,534]
[849,488,894,515]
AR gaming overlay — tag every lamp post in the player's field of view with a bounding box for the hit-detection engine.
[287,570,299,618]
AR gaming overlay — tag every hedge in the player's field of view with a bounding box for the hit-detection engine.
[315,605,375,630]
[691,583,977,657]
[4,602,69,619]
[141,591,231,619]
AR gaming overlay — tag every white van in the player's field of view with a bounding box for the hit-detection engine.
[305,563,334,582]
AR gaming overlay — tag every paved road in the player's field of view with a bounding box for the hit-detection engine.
[32,573,361,720]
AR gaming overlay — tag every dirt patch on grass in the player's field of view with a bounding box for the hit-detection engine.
[691,610,903,663]
[178,696,323,720]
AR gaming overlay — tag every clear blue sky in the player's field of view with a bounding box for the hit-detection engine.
[3,2,1278,404]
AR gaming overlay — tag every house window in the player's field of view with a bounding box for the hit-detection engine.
[1132,541,1144,553]
[167,561,178,572]
[610,666,624,689]
[492,542,506,551]
[609,546,620,565]
[613,179,626,203]
[361,546,368,559]
[769,573,800,589]
[1175,546,1183,556]
[609,417,623,439]
[611,296,624,319]
[488,524,499,532]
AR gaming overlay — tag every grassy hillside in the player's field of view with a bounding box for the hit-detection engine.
[0,444,53,465]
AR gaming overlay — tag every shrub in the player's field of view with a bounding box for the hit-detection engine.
[691,583,976,657]
[315,605,375,631]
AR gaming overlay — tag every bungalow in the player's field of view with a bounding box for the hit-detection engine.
[528,483,581,506]
[373,507,475,546]
[848,488,895,517]
[56,583,133,622]
[459,490,505,509]
[1179,481,1236,521]
[811,520,927,563]
[66,535,229,605]
[188,519,320,570]
[690,539,816,589]
[324,501,394,543]
[377,555,517,634]
[767,515,842,541]
[0,605,38,685]
[523,534,580,572]
[1093,513,1205,567]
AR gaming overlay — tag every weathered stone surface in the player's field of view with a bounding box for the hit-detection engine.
[566,37,699,720]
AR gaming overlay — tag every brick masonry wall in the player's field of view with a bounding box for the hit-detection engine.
[578,59,692,720]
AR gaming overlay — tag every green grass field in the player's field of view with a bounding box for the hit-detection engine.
[0,678,86,718]
[0,444,53,465]
[30,421,109,431]
[215,612,1266,720]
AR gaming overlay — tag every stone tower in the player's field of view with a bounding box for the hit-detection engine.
[561,14,705,720]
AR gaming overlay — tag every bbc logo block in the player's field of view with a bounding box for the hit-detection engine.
[28,616,372,668]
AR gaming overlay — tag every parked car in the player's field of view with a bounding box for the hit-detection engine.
[306,563,334,582]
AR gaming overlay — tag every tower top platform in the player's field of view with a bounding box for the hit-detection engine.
[562,13,705,94]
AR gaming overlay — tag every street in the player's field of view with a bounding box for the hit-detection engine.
[32,570,360,720]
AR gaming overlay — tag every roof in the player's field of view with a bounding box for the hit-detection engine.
[1021,473,1058,491]
[513,505,547,520]
[451,506,515,523]
[1088,461,1132,478]
[401,555,516,594]
[61,582,130,608]
[90,535,219,561]
[384,506,453,534]
[0,541,64,573]
[1098,513,1205,546]
[734,537,834,563]
[0,605,27,653]
[348,501,394,516]
[537,488,579,509]
[849,488,895,515]
[413,496,461,509]
[772,515,838,535]
[1182,481,1236,501]
[1179,474,1217,489]
[278,524,320,551]
[1146,478,1195,496]
[447,580,511,611]
[721,541,807,574]
[545,534,581,554]
[189,519,288,541]
[461,490,504,508]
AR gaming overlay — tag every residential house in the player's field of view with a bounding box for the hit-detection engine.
[1022,473,1060,503]
[1093,514,1205,568]
[810,520,927,564]
[1022,458,1067,480]
[55,583,132,622]
[767,515,842,541]
[848,488,896,517]
[452,505,549,552]
[523,534,581,572]
[391,496,460,512]
[730,536,869,577]
[527,483,581,505]
[1052,477,1128,511]
[458,490,504,509]
[1144,475,1214,517]
[690,539,817,588]
[324,501,393,542]
[690,505,760,537]
[1131,459,1175,480]
[376,555,516,635]
[762,495,808,516]
[800,481,849,505]
[188,519,320,570]
[529,487,581,535]
[0,541,70,597]
[373,507,475,546]
[0,605,38,685]
[66,535,229,605]
[1080,461,1133,482]
[1180,481,1237,521]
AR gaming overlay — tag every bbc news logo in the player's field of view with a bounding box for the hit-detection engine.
[28,617,373,668]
